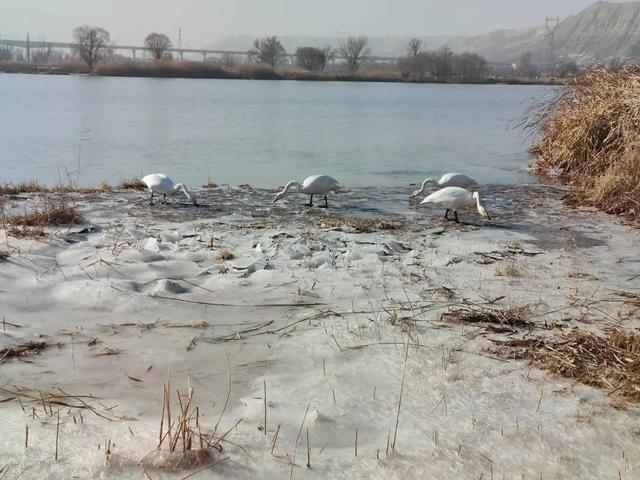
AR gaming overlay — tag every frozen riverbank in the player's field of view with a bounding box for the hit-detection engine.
[1,184,639,479]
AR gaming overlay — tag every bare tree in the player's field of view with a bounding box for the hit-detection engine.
[453,52,487,81]
[517,51,537,78]
[295,46,334,71]
[407,38,423,58]
[220,52,240,68]
[73,25,110,69]
[145,33,172,61]
[0,44,14,61]
[250,36,286,67]
[432,46,454,81]
[338,36,370,72]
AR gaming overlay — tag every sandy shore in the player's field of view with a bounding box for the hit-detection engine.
[1,183,639,479]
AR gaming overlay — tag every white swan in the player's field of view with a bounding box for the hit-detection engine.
[141,173,197,206]
[420,187,490,223]
[411,173,477,198]
[273,175,341,208]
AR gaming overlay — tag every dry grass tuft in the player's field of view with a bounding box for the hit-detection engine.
[216,250,235,261]
[3,197,83,238]
[443,302,533,332]
[134,379,228,472]
[318,216,399,233]
[202,182,218,189]
[492,326,640,403]
[525,65,640,221]
[0,181,48,195]
[496,262,520,278]
[7,200,82,227]
[52,183,112,194]
[0,251,9,261]
[0,341,47,361]
[118,178,147,190]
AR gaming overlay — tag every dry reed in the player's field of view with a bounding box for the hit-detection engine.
[117,178,147,190]
[0,181,47,195]
[492,326,640,402]
[525,65,640,221]
[216,250,235,261]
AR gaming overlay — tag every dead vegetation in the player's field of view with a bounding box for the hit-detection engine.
[525,65,640,222]
[0,251,9,261]
[216,250,235,261]
[495,262,520,278]
[0,341,47,362]
[202,182,218,189]
[317,216,399,233]
[3,196,83,238]
[0,181,47,195]
[492,326,640,403]
[117,178,146,190]
[443,302,533,333]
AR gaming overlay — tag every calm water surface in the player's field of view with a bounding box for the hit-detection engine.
[0,74,548,188]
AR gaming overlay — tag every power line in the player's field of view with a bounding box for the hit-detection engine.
[545,16,560,74]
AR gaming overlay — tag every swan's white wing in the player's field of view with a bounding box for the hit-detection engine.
[301,175,341,194]
[142,174,174,193]
[420,187,472,207]
[440,173,477,187]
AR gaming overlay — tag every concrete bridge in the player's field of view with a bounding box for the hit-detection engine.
[0,37,396,63]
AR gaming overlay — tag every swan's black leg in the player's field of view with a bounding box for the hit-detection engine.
[319,195,328,208]
[454,211,460,223]
[307,195,313,207]
[444,209,449,220]
[149,192,155,206]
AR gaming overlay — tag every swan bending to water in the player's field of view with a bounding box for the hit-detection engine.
[141,173,197,206]
[273,175,341,207]
[411,173,477,198]
[420,187,490,223]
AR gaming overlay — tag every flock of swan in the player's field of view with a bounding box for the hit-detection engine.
[141,172,491,223]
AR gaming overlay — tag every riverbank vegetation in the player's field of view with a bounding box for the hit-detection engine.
[526,65,640,222]
[0,28,567,85]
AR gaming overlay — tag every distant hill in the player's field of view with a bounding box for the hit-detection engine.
[208,2,640,66]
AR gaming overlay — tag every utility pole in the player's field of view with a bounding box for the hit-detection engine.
[545,17,560,75]
[178,27,183,61]
[26,33,30,62]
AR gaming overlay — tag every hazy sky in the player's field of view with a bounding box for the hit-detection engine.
[0,1,616,47]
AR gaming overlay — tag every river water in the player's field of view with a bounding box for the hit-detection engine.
[0,74,549,188]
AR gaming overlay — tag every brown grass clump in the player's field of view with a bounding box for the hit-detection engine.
[0,251,9,261]
[318,216,399,233]
[7,201,82,227]
[492,327,640,403]
[216,250,235,261]
[202,182,218,189]
[132,379,228,472]
[496,262,520,278]
[0,181,48,195]
[525,65,640,221]
[3,197,83,238]
[443,302,533,333]
[117,178,146,190]
[51,183,112,194]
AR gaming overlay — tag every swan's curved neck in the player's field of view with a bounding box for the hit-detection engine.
[473,192,483,211]
[174,183,194,202]
[415,178,433,196]
[280,181,299,196]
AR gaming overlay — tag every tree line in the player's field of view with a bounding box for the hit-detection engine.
[1,26,582,80]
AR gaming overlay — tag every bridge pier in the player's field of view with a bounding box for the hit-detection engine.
[202,52,207,62]
[180,50,184,61]
[132,48,136,60]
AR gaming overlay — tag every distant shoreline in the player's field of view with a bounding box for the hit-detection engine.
[0,61,563,86]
